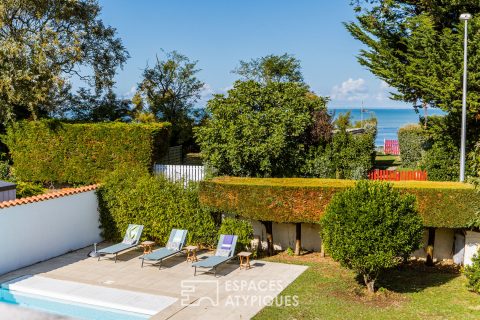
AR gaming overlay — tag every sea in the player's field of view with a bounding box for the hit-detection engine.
[330,108,446,146]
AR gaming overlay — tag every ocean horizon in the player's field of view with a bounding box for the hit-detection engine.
[330,107,446,146]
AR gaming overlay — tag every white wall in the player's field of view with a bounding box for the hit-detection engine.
[0,191,101,276]
[464,231,480,266]
[251,220,321,252]
[410,228,456,262]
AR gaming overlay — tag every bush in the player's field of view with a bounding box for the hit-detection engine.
[2,120,170,185]
[421,141,460,181]
[0,161,45,198]
[302,123,376,179]
[15,181,45,198]
[464,249,480,293]
[330,112,376,179]
[398,124,427,168]
[218,217,254,253]
[321,180,423,292]
[97,166,218,248]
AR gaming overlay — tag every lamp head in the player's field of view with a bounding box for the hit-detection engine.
[460,13,472,21]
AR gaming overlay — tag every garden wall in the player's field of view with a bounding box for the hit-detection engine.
[0,186,101,276]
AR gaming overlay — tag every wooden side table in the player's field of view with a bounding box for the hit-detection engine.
[238,251,252,270]
[185,245,198,262]
[141,241,155,255]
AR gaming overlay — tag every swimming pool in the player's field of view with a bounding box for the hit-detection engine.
[0,287,149,320]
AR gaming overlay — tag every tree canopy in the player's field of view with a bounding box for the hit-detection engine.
[134,50,204,144]
[347,0,480,121]
[195,80,328,177]
[233,53,303,84]
[0,0,129,125]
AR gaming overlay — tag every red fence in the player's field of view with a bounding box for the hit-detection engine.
[384,139,400,155]
[368,169,428,181]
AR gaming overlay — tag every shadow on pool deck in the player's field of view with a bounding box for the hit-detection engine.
[0,244,307,320]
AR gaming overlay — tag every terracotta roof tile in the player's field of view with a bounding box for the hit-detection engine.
[0,185,98,209]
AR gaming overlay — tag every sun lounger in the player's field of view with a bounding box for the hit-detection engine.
[98,224,144,263]
[192,234,238,276]
[140,229,188,269]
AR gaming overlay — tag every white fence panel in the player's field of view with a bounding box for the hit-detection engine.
[154,164,205,184]
[0,190,101,276]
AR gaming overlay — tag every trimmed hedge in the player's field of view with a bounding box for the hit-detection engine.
[2,120,170,184]
[199,177,480,228]
[97,166,219,247]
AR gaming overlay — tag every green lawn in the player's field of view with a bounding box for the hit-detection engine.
[375,154,402,169]
[254,253,480,319]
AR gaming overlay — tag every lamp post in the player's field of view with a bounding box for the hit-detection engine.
[459,13,472,182]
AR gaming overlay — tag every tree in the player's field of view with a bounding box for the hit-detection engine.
[321,180,423,292]
[233,53,303,84]
[0,0,129,125]
[135,50,204,145]
[63,88,131,122]
[195,80,328,177]
[347,1,480,120]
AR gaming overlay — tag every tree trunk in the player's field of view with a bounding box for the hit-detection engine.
[261,221,274,256]
[320,242,325,257]
[295,223,301,256]
[423,101,428,129]
[426,227,435,266]
[363,274,375,293]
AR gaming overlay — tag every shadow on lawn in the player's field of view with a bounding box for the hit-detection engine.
[374,261,461,293]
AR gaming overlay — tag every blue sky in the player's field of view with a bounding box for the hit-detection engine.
[98,0,409,109]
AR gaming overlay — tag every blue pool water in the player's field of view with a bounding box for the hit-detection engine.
[0,288,149,320]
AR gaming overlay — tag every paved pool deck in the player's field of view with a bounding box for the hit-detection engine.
[0,244,307,319]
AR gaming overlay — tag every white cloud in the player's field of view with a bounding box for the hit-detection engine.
[200,83,215,99]
[331,78,369,101]
[375,80,392,101]
[122,85,137,99]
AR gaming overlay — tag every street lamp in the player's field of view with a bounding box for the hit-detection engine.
[459,13,472,182]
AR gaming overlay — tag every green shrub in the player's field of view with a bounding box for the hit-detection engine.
[0,161,45,198]
[321,180,423,292]
[464,249,480,293]
[0,161,10,181]
[218,217,254,253]
[330,113,376,179]
[2,120,170,185]
[421,141,460,181]
[97,166,218,248]
[398,124,427,168]
[15,181,45,198]
[200,177,479,227]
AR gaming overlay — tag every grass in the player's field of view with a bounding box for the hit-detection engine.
[375,154,402,169]
[254,253,480,319]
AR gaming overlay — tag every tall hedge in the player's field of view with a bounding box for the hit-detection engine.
[398,124,427,168]
[199,177,480,228]
[2,120,170,184]
[97,166,218,247]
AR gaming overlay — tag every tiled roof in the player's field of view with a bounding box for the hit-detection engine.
[0,185,98,209]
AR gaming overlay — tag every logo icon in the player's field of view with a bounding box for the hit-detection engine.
[180,280,220,307]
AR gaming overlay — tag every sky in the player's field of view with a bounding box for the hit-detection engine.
[97,0,410,109]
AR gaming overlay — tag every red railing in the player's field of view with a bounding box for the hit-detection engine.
[384,139,400,155]
[368,169,428,181]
